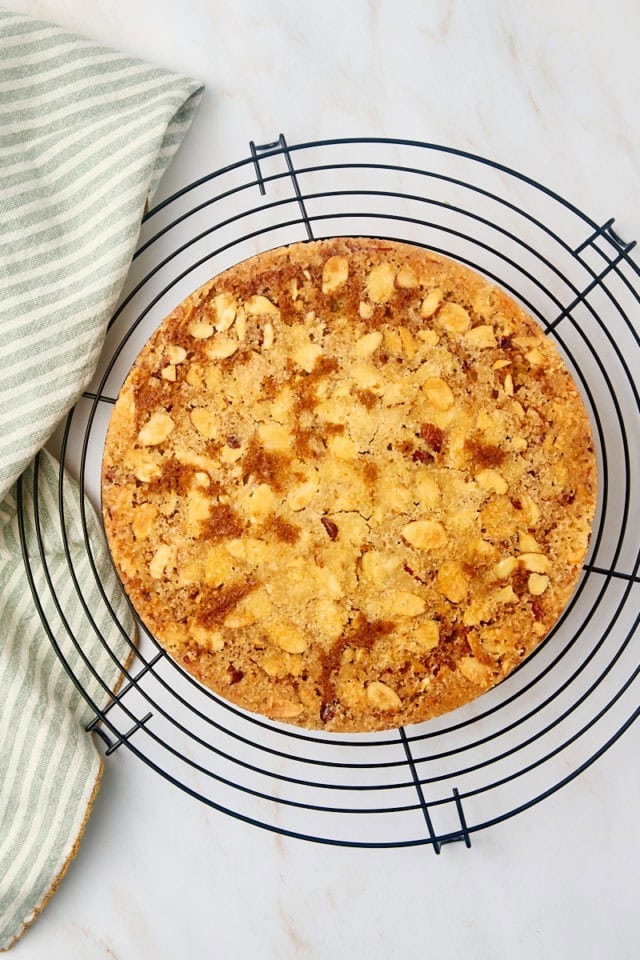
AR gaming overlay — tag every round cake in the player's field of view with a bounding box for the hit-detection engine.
[102,238,597,732]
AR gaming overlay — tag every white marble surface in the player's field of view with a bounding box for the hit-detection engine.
[7,1,640,957]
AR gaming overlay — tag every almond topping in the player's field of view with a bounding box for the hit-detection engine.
[287,476,318,511]
[417,329,439,346]
[206,336,238,360]
[494,585,518,604]
[322,255,349,294]
[458,656,492,685]
[366,263,395,303]
[235,308,247,341]
[366,680,401,710]
[262,322,274,349]
[185,363,204,387]
[399,326,416,359]
[190,407,217,439]
[384,328,403,354]
[421,289,443,318]
[415,620,440,650]
[436,560,468,603]
[246,294,279,315]
[257,420,290,452]
[402,519,447,550]
[519,493,541,525]
[189,321,214,339]
[492,556,517,579]
[525,348,545,366]
[519,553,551,573]
[149,544,174,579]
[423,377,454,410]
[137,412,175,446]
[396,267,419,289]
[270,699,305,719]
[167,345,187,364]
[476,469,508,495]
[213,292,237,331]
[130,450,161,483]
[387,590,426,617]
[528,573,550,595]
[355,331,383,358]
[518,531,541,552]
[465,324,497,349]
[292,342,323,373]
[437,302,471,334]
[132,503,158,540]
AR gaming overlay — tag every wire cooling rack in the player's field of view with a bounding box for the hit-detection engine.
[18,136,640,850]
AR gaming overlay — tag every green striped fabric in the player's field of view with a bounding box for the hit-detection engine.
[0,10,202,949]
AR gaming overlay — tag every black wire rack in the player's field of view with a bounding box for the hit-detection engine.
[18,136,640,851]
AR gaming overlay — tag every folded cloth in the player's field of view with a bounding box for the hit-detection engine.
[0,9,203,949]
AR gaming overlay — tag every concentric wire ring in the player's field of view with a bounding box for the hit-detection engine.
[19,136,640,849]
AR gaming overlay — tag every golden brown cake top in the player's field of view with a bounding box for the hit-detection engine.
[102,238,596,732]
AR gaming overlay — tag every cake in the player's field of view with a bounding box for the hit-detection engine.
[101,238,597,732]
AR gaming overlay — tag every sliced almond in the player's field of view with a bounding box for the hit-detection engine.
[190,407,217,439]
[137,412,174,446]
[423,376,454,410]
[189,321,214,339]
[262,322,274,349]
[366,680,401,710]
[436,560,468,603]
[246,294,279,315]
[437,302,471,334]
[130,450,161,483]
[322,255,349,294]
[355,331,383,358]
[366,263,395,303]
[421,289,443,318]
[519,553,551,573]
[399,326,416,359]
[213,292,237,331]
[492,556,517,579]
[466,324,497,349]
[206,336,238,360]
[402,519,447,551]
[476,469,508,495]
[397,267,419,289]
[167,345,187,364]
[525,347,545,366]
[458,656,492,685]
[386,590,426,617]
[415,620,440,650]
[528,573,550,595]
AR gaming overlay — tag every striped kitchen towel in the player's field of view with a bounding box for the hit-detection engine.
[0,9,203,949]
